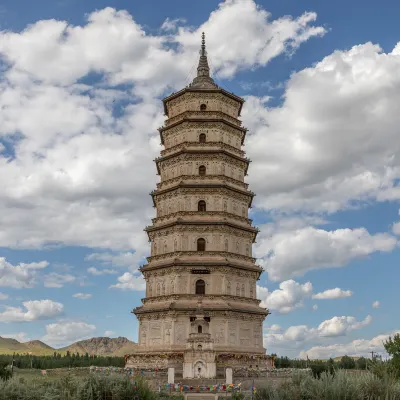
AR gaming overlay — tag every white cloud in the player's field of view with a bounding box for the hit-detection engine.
[264,315,372,353]
[43,273,76,288]
[86,251,145,269]
[300,330,400,360]
[87,267,118,276]
[0,257,48,288]
[255,226,396,281]
[243,41,400,215]
[257,280,312,313]
[0,299,63,322]
[312,288,353,300]
[0,292,8,300]
[372,300,380,309]
[42,321,96,346]
[2,332,29,342]
[72,293,92,300]
[392,221,400,235]
[312,304,318,311]
[104,330,116,337]
[160,17,186,32]
[0,2,324,253]
[110,272,145,291]
[267,324,282,332]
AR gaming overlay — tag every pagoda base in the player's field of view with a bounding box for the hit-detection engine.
[124,350,274,378]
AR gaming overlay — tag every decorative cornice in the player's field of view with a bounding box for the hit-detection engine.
[140,260,263,276]
[161,142,245,158]
[151,211,253,226]
[145,219,258,236]
[156,175,248,191]
[146,250,257,264]
[141,294,262,306]
[165,111,241,128]
[151,183,254,204]
[133,302,270,316]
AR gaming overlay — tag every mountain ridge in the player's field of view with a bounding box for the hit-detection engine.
[0,336,137,356]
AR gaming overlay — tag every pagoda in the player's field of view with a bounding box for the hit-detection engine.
[126,33,271,379]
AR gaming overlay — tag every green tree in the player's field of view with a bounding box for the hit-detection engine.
[384,333,400,375]
[339,355,356,369]
[356,357,367,370]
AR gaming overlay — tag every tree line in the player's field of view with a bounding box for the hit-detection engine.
[0,352,125,370]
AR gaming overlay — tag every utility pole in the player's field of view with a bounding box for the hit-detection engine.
[370,351,375,360]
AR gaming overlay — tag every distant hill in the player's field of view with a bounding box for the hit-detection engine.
[0,336,137,356]
[59,337,137,356]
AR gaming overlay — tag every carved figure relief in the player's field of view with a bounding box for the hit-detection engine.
[175,323,185,344]
[228,322,236,345]
[215,323,225,344]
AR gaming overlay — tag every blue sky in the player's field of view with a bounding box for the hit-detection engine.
[0,0,399,359]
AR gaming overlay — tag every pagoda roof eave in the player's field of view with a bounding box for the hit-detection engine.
[151,183,255,207]
[140,260,263,275]
[162,87,245,117]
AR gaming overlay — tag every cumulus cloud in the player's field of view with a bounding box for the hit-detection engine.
[0,258,48,288]
[87,267,118,276]
[0,2,324,253]
[243,41,400,214]
[2,332,29,342]
[86,251,146,269]
[255,226,396,281]
[104,330,116,337]
[41,321,96,346]
[312,288,353,300]
[300,330,400,359]
[264,315,372,354]
[110,272,145,291]
[372,300,380,309]
[257,280,312,313]
[72,293,92,300]
[312,304,318,311]
[43,273,76,288]
[0,300,63,322]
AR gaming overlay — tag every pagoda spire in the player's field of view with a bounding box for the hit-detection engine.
[190,32,217,89]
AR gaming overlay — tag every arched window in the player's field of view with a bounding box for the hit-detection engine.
[200,104,207,111]
[196,279,205,295]
[198,344,203,350]
[199,165,206,176]
[198,325,203,333]
[198,200,206,212]
[199,133,206,143]
[197,238,206,251]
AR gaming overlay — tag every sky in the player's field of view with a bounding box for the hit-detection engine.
[0,0,399,360]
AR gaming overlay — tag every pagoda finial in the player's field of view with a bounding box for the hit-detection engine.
[189,32,217,88]
[201,32,206,57]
